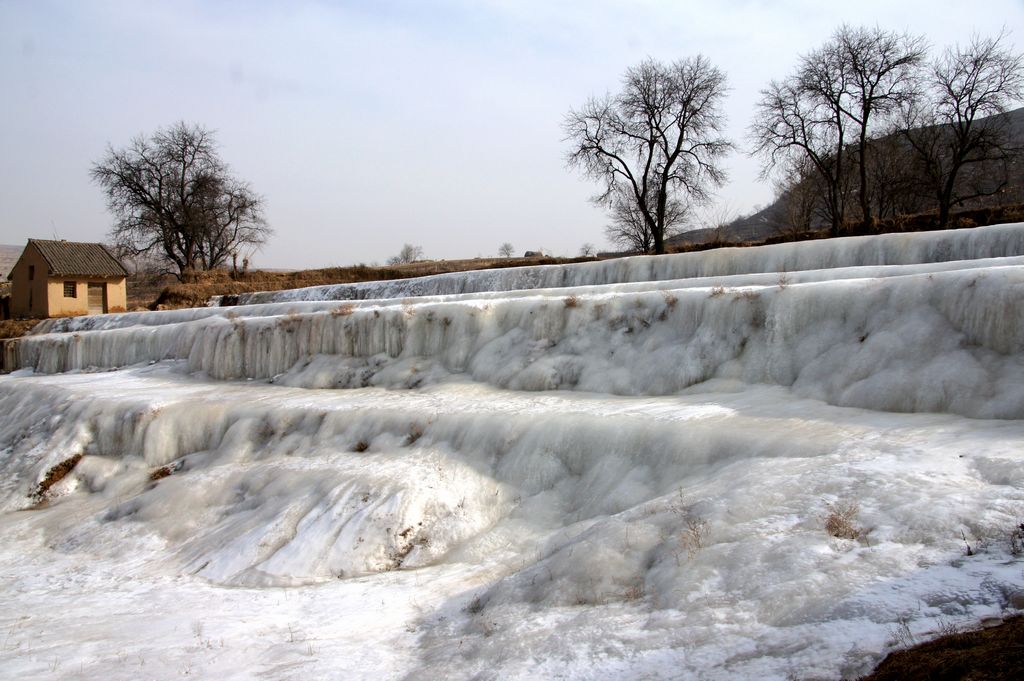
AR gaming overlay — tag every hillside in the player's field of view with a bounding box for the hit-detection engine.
[0,244,22,280]
[668,106,1024,250]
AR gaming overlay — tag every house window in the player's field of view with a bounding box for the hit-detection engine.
[64,281,76,298]
[28,265,34,280]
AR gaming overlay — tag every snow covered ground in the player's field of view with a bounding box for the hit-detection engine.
[1,225,1023,680]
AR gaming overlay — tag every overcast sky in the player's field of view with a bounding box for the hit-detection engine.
[2,0,1022,268]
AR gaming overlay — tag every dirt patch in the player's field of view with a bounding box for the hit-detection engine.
[148,465,175,481]
[859,615,1024,681]
[0,319,40,340]
[31,453,84,502]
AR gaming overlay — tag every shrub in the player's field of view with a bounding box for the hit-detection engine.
[681,516,709,559]
[824,500,864,540]
[1010,522,1024,556]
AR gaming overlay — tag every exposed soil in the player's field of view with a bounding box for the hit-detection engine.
[148,465,175,481]
[858,616,1024,681]
[0,319,40,340]
[31,453,84,502]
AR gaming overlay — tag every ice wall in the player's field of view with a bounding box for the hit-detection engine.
[210,223,1024,305]
[13,265,1024,418]
[33,253,1024,336]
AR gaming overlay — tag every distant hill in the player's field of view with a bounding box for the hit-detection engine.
[668,106,1024,250]
[0,245,24,280]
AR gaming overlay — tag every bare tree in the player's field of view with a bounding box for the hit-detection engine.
[699,201,739,245]
[387,243,424,265]
[902,31,1024,228]
[498,242,515,258]
[861,128,929,221]
[751,25,925,234]
[578,243,596,257]
[833,25,927,230]
[565,56,732,255]
[604,184,689,253]
[771,155,822,236]
[751,67,852,235]
[91,122,270,280]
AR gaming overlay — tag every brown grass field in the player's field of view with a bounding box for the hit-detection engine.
[857,615,1023,681]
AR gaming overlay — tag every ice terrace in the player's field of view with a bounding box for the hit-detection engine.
[0,224,1022,680]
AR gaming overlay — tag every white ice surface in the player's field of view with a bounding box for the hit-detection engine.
[2,226,1024,680]
[203,222,1024,306]
[15,263,1024,419]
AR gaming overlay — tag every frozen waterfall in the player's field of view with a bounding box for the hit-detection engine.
[12,223,1024,419]
[1,224,1022,681]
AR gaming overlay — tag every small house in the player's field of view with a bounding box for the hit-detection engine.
[7,239,128,319]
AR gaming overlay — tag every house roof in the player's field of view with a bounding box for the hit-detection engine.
[9,239,129,279]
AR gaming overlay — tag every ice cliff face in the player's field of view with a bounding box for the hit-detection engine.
[1,225,1023,681]
[14,224,1024,418]
[205,222,1024,305]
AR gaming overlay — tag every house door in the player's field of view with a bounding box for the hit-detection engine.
[87,283,107,314]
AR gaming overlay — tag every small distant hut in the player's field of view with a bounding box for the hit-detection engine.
[7,239,128,319]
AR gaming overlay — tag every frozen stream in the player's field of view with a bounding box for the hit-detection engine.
[1,225,1023,680]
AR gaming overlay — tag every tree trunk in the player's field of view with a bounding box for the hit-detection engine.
[653,187,667,254]
[858,130,872,232]
[652,214,664,254]
[937,179,955,230]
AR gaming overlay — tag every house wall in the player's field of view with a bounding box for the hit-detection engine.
[10,244,128,319]
[105,277,128,313]
[46,277,128,316]
[9,246,51,318]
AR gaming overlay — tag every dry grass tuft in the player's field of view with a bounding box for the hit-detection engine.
[1010,522,1024,556]
[824,500,864,540]
[681,516,709,558]
[670,491,710,562]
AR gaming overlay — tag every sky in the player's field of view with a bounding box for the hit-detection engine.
[1,0,1022,269]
